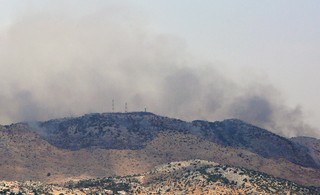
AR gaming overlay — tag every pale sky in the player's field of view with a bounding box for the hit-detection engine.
[0,0,319,137]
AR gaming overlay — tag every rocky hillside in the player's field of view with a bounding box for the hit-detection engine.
[291,136,320,166]
[0,112,320,187]
[1,160,318,195]
[33,112,318,168]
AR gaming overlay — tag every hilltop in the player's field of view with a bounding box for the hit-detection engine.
[34,112,318,168]
[0,112,320,187]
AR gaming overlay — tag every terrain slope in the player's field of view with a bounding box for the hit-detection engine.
[0,112,319,187]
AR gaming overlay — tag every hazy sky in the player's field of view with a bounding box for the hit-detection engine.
[0,0,319,138]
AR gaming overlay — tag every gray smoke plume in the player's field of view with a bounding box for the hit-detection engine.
[0,2,319,138]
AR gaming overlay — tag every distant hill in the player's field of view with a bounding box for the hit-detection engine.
[0,112,320,187]
[290,136,320,167]
[36,112,319,168]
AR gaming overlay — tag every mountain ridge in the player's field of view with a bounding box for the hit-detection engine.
[1,112,320,187]
[28,112,319,168]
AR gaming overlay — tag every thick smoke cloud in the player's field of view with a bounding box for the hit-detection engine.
[0,3,319,138]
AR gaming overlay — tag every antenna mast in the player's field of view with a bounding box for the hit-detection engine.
[112,99,114,112]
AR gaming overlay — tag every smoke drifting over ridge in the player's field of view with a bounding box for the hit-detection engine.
[0,4,318,138]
